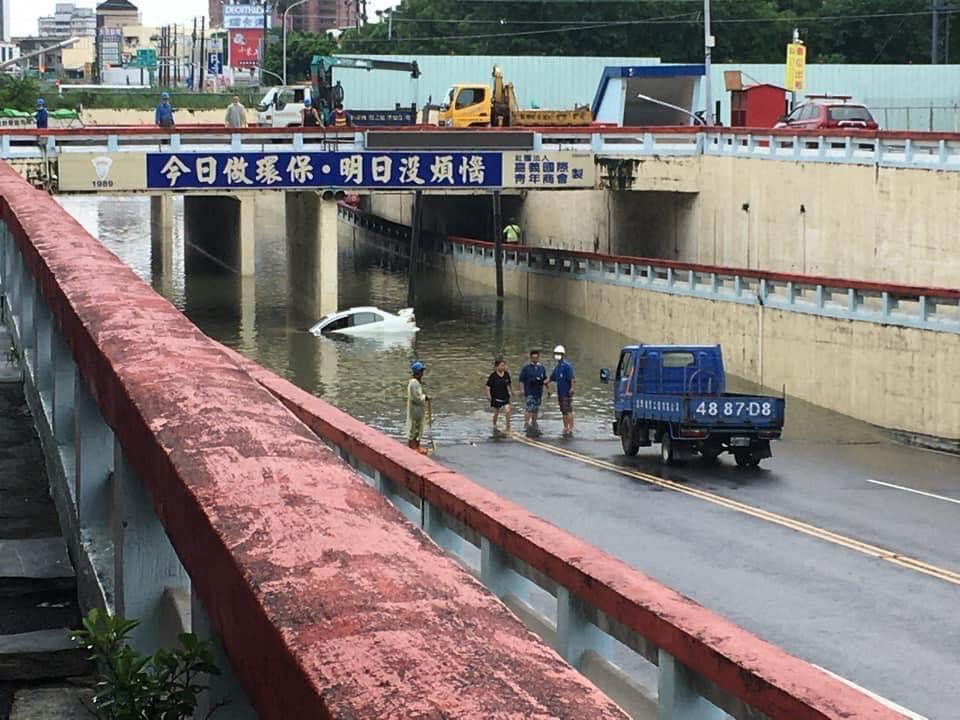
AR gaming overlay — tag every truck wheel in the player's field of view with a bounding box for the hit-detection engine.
[660,434,675,465]
[620,417,640,456]
[735,452,760,468]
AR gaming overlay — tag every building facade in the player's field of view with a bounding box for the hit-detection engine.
[95,0,139,30]
[39,4,97,39]
[288,0,357,33]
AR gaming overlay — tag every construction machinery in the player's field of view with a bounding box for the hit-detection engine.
[256,55,421,127]
[437,65,592,128]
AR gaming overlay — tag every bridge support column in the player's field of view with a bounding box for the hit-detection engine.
[112,438,190,653]
[286,192,338,319]
[657,649,725,720]
[150,194,175,278]
[184,194,255,276]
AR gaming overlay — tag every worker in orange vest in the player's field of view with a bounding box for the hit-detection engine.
[326,102,352,129]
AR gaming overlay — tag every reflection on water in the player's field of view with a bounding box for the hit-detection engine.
[59,194,637,443]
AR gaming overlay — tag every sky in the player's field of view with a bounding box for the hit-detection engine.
[12,0,208,36]
[11,0,392,37]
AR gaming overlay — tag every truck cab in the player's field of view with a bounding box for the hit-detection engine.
[603,344,785,466]
[256,85,313,127]
[437,84,491,128]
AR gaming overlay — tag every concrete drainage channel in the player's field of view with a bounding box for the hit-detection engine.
[0,322,89,719]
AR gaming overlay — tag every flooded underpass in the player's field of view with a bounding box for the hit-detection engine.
[58,192,960,719]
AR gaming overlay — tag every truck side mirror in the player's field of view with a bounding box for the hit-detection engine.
[599,368,610,383]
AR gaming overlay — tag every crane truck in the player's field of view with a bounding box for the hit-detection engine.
[437,65,593,128]
[256,55,421,128]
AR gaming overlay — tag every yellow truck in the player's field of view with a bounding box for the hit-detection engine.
[437,65,593,128]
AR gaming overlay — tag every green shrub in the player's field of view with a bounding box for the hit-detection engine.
[72,608,223,720]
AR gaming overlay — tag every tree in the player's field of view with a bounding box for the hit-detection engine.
[336,0,955,65]
[263,31,338,84]
[0,75,40,112]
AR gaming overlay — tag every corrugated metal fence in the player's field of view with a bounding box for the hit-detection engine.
[339,55,960,130]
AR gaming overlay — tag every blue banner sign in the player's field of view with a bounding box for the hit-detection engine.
[146,152,503,190]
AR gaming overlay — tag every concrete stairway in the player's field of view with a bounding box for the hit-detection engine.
[0,325,89,718]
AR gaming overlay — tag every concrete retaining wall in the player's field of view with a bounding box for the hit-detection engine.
[436,251,959,448]
[369,155,960,288]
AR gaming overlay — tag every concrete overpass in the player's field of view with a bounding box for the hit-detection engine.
[0,152,911,718]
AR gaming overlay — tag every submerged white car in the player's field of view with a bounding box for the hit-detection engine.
[309,307,419,336]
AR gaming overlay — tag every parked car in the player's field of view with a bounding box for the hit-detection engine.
[774,97,878,131]
[309,307,418,336]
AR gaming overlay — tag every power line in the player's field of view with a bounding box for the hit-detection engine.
[346,8,960,44]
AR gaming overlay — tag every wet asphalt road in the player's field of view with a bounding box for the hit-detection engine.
[435,399,960,719]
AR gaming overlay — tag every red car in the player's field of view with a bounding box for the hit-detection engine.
[775,98,879,131]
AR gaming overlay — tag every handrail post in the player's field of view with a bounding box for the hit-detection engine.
[112,438,190,653]
[556,587,611,669]
[75,374,114,558]
[657,649,725,719]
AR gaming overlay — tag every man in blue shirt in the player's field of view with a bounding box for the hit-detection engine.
[35,99,48,129]
[519,349,547,435]
[549,344,576,437]
[155,92,175,128]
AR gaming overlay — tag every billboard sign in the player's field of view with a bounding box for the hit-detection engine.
[229,29,261,68]
[223,5,272,29]
[785,42,807,92]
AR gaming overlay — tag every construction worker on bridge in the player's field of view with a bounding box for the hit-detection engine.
[35,99,48,130]
[327,102,353,129]
[155,92,175,129]
[503,217,522,244]
[406,361,430,453]
[301,97,322,128]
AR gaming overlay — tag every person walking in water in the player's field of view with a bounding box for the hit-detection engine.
[224,95,247,129]
[503,217,521,244]
[301,97,322,127]
[519,349,547,435]
[155,92,175,128]
[486,358,512,435]
[550,345,576,437]
[406,361,430,453]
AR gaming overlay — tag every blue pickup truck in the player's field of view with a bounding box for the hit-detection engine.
[600,344,785,467]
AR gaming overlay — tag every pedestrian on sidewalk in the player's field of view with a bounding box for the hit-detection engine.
[519,349,547,435]
[486,358,512,435]
[224,95,247,129]
[550,345,576,437]
[406,361,430,453]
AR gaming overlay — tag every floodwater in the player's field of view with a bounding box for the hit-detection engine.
[58,193,637,444]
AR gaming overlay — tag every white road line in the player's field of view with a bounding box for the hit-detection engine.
[813,664,928,720]
[865,478,960,506]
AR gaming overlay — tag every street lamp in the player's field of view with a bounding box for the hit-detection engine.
[283,0,309,85]
[375,7,394,40]
[254,66,284,84]
[636,93,706,126]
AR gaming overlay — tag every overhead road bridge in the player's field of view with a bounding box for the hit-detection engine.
[0,160,910,720]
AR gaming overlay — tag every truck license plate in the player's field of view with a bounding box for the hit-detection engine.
[730,437,751,447]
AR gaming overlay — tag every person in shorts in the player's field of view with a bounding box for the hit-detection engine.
[485,358,512,435]
[550,345,576,437]
[519,349,547,434]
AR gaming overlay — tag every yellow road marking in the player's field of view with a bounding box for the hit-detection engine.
[510,433,960,587]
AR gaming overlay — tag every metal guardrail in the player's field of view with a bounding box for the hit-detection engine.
[4,125,960,172]
[338,205,960,335]
[241,360,909,720]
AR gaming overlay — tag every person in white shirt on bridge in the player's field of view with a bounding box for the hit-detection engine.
[224,95,247,129]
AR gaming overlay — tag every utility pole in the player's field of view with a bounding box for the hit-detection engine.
[262,0,270,80]
[173,25,179,84]
[199,16,206,91]
[703,0,715,126]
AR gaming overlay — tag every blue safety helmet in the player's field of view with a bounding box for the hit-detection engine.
[160,92,170,100]
[411,361,425,374]
[304,97,312,107]
[36,98,45,107]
